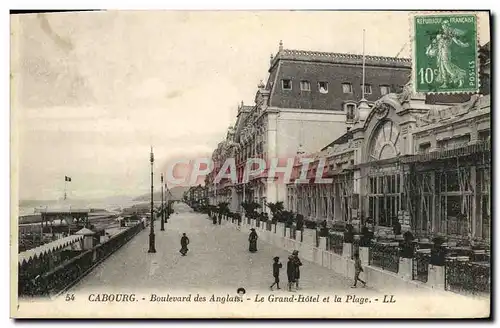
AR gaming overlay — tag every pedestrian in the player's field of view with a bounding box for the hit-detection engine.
[212,213,217,225]
[352,253,367,288]
[292,250,302,290]
[248,228,258,253]
[270,256,282,290]
[218,212,222,225]
[180,233,190,256]
[286,255,296,292]
[236,287,246,297]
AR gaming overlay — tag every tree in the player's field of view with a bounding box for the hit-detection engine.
[281,210,295,227]
[241,201,261,219]
[217,202,230,215]
[266,201,284,223]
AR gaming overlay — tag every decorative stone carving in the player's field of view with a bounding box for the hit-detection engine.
[397,80,413,103]
[412,107,439,127]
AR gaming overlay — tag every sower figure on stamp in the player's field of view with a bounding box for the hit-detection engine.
[292,250,302,290]
[286,255,296,292]
[180,233,190,256]
[352,252,367,288]
[270,256,282,290]
[248,228,258,253]
[425,20,469,88]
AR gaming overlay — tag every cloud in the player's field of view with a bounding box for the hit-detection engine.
[166,89,183,99]
[14,11,490,200]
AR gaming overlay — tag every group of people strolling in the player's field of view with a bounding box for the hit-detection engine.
[247,228,302,292]
[270,250,303,292]
[246,220,367,290]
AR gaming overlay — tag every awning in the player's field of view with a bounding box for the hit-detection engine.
[400,141,490,164]
[18,234,84,265]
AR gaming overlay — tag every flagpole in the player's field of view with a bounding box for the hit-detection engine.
[64,177,67,201]
[362,29,366,100]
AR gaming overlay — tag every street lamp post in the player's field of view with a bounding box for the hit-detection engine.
[165,184,169,223]
[148,147,157,253]
[161,173,165,231]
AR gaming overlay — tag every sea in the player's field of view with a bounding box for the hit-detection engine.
[17,197,147,217]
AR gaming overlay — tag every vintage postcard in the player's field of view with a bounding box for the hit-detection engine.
[10,10,491,319]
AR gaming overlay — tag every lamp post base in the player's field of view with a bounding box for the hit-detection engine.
[148,233,156,253]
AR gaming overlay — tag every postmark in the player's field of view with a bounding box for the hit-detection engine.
[413,13,479,94]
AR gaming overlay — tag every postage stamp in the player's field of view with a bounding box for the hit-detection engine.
[413,13,479,94]
[10,10,491,319]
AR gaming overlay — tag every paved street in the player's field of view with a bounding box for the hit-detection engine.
[69,202,377,296]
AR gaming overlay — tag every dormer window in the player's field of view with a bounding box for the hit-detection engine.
[380,85,390,95]
[282,79,292,90]
[345,103,356,121]
[362,84,372,95]
[318,81,328,94]
[342,83,353,93]
[300,80,311,91]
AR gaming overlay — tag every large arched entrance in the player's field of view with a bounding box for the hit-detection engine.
[365,118,403,228]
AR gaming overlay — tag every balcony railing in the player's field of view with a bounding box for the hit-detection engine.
[445,259,490,295]
[327,233,344,255]
[412,252,430,283]
[369,243,400,273]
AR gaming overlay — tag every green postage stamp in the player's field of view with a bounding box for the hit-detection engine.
[413,13,478,94]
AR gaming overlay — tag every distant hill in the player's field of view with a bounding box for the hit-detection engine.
[132,186,190,202]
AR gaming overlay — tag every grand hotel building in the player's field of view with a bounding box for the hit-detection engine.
[208,41,491,242]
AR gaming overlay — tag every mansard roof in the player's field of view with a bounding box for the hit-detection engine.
[265,47,411,111]
[270,48,411,71]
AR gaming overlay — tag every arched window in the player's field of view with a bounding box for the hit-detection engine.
[344,103,356,121]
[368,120,401,161]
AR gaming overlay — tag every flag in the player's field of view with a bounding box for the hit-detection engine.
[65,176,72,182]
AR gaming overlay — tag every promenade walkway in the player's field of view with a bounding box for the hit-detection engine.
[70,203,368,295]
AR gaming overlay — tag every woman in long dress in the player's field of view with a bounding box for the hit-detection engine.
[292,250,303,289]
[180,233,190,256]
[248,228,258,253]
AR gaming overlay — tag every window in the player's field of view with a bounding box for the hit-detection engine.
[300,80,311,91]
[282,79,292,90]
[368,174,401,227]
[342,83,353,93]
[318,81,328,93]
[362,84,372,94]
[380,85,390,95]
[438,135,471,150]
[345,103,356,121]
[419,143,431,154]
[479,130,490,141]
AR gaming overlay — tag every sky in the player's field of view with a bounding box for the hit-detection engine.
[11,10,490,200]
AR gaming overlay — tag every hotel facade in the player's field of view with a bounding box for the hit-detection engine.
[207,42,411,213]
[207,41,490,243]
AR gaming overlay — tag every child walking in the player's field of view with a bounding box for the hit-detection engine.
[352,253,367,288]
[269,256,282,290]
